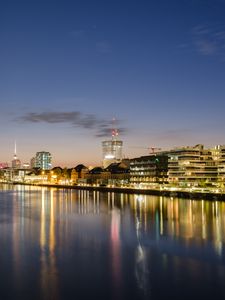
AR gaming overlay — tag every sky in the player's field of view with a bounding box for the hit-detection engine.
[1,0,225,167]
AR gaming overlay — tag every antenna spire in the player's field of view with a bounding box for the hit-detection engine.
[14,140,17,159]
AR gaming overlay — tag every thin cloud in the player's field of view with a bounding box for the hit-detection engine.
[195,39,217,55]
[18,111,127,138]
[95,127,127,137]
[192,24,225,59]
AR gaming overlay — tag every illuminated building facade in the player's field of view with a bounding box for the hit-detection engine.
[0,162,8,169]
[213,145,225,186]
[130,154,168,187]
[85,161,130,185]
[35,151,52,170]
[73,164,89,184]
[168,144,218,187]
[102,127,123,168]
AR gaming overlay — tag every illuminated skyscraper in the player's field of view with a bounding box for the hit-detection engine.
[35,151,52,170]
[102,124,123,168]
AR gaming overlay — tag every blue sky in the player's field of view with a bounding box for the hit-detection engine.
[1,0,225,166]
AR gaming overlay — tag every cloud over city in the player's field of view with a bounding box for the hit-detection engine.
[18,111,127,137]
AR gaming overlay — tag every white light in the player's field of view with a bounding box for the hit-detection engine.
[105,154,115,159]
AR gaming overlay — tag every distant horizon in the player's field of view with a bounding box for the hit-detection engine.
[2,138,225,168]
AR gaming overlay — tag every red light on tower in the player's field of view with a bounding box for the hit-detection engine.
[111,117,119,139]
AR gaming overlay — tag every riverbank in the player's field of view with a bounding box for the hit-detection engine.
[7,182,225,201]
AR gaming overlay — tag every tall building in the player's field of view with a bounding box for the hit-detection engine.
[11,141,21,169]
[102,126,123,168]
[35,151,52,170]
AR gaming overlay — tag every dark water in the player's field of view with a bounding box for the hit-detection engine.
[0,184,225,300]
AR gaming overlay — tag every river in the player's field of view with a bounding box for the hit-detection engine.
[0,184,225,299]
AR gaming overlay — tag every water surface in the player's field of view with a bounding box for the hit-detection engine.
[0,184,225,299]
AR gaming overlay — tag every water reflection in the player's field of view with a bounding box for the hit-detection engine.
[127,194,225,258]
[0,184,225,300]
[40,188,59,300]
[134,195,150,296]
[110,208,122,298]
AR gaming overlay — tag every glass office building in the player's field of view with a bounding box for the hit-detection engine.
[35,151,52,170]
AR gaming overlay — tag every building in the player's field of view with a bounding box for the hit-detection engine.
[213,145,225,187]
[35,151,52,170]
[30,157,36,169]
[12,168,34,182]
[130,153,168,187]
[0,163,8,169]
[11,142,21,169]
[22,163,30,169]
[102,127,123,168]
[105,161,130,186]
[72,164,89,184]
[168,144,218,187]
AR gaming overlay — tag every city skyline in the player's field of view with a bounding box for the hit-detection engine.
[1,0,225,166]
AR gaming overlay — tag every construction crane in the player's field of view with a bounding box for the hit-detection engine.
[130,146,162,154]
[149,147,161,153]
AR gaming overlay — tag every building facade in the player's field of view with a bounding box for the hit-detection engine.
[214,145,225,187]
[130,154,168,187]
[85,162,130,186]
[102,126,123,168]
[102,140,123,168]
[168,144,218,187]
[35,151,52,170]
[12,154,21,169]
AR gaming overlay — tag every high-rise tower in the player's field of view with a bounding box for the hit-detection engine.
[102,119,123,168]
[11,141,21,169]
[35,151,52,170]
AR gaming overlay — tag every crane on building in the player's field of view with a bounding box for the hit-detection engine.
[149,147,162,154]
[130,146,162,154]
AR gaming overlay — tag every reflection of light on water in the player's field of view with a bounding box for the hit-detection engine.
[77,190,101,215]
[135,208,150,296]
[213,201,222,257]
[130,193,225,259]
[112,192,115,208]
[40,189,46,248]
[111,209,120,244]
[201,200,206,240]
[111,208,122,297]
[135,195,144,203]
[40,189,59,300]
[93,191,96,214]
[135,244,149,295]
[50,189,55,252]
[133,193,150,296]
[12,186,21,288]
[160,196,163,235]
